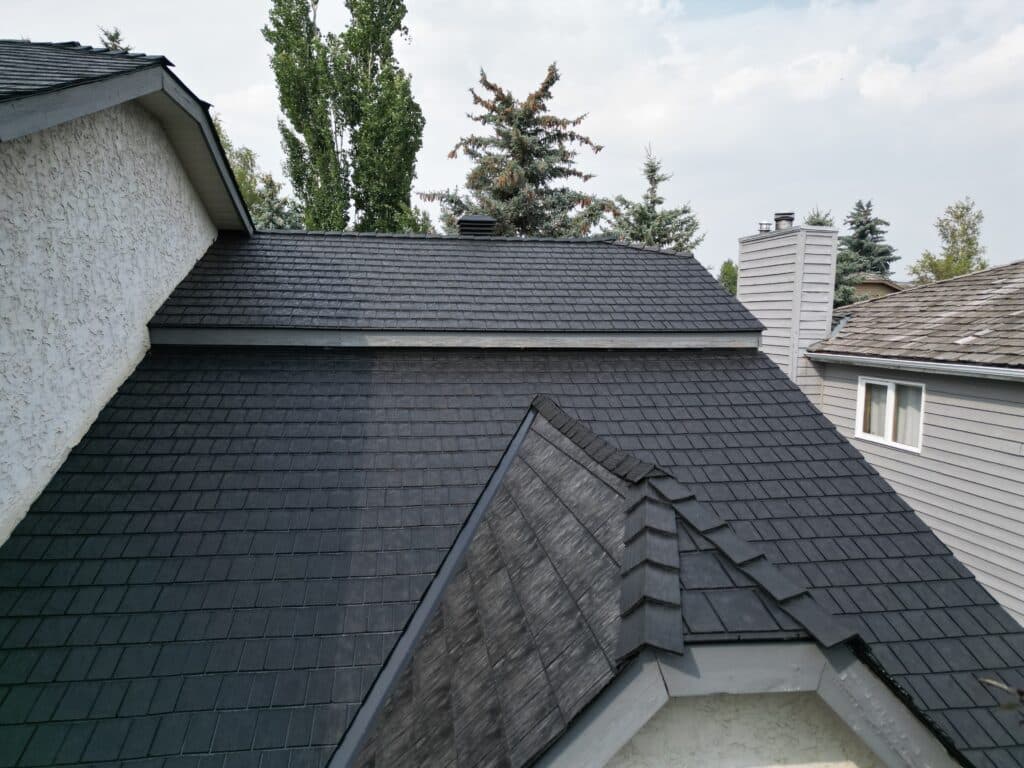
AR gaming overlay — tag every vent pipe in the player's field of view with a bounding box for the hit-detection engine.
[457,214,498,237]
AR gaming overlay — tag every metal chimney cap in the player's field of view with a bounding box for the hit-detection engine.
[774,212,796,230]
[456,214,498,237]
[757,221,773,233]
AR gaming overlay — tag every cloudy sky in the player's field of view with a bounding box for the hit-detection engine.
[7,0,1023,277]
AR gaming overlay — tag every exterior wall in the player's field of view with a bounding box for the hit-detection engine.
[852,281,901,300]
[737,226,837,396]
[815,361,1024,623]
[606,692,882,768]
[0,101,217,542]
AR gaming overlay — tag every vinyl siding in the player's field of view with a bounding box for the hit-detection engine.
[815,361,1024,623]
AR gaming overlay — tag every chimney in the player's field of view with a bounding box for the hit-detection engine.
[774,211,795,230]
[735,214,838,396]
[457,214,498,237]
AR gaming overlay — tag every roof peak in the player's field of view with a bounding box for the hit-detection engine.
[0,38,168,64]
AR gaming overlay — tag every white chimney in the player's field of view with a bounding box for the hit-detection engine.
[736,214,838,395]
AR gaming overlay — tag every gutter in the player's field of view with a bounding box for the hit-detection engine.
[805,351,1024,383]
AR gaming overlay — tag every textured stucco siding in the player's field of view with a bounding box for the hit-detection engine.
[0,101,217,542]
[815,361,1024,624]
[606,692,882,768]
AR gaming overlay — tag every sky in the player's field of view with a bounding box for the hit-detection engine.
[6,0,1023,278]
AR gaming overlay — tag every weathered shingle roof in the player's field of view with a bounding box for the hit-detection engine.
[1,347,1021,767]
[150,232,763,333]
[811,260,1024,368]
[0,40,166,103]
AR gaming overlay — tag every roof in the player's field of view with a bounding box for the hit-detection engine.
[852,273,907,291]
[150,232,763,334]
[0,40,167,103]
[1,345,1021,767]
[0,40,251,233]
[347,399,855,767]
[812,260,1024,368]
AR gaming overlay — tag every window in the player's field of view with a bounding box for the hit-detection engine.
[855,377,924,451]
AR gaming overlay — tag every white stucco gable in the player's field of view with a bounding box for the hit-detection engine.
[0,100,220,542]
[537,643,960,768]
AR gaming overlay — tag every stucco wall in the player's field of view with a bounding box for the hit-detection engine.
[606,692,882,768]
[0,101,217,542]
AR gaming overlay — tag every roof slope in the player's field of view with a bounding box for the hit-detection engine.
[0,40,166,103]
[348,402,856,767]
[150,232,763,334]
[812,260,1024,368]
[0,347,1021,767]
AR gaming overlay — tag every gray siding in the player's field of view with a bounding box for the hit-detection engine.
[737,226,837,396]
[815,361,1024,623]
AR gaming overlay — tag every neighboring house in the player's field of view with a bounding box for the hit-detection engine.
[737,219,1024,626]
[851,273,908,301]
[1,42,1023,768]
[808,262,1024,625]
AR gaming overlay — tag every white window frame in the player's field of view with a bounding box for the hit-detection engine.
[854,376,925,453]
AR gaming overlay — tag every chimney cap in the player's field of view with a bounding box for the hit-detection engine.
[457,214,498,237]
[774,212,796,230]
[757,221,773,233]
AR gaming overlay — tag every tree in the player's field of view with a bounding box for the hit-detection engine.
[805,207,834,227]
[338,0,425,232]
[909,197,987,283]
[424,64,610,237]
[98,27,131,52]
[834,199,897,306]
[213,116,304,230]
[606,149,703,253]
[718,259,738,295]
[263,0,425,233]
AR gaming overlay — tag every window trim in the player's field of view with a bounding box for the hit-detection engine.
[854,376,925,453]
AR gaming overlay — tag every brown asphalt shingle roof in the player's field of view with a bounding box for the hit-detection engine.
[810,259,1024,368]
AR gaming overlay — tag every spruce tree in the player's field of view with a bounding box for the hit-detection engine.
[424,64,610,237]
[98,27,131,52]
[804,207,834,227]
[909,197,987,283]
[607,149,703,253]
[835,199,897,306]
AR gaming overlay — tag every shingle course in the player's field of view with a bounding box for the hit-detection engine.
[151,232,762,334]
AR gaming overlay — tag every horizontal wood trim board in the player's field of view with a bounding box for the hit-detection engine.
[149,328,763,349]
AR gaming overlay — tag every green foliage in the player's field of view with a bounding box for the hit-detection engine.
[718,259,738,295]
[606,149,703,253]
[804,207,834,227]
[835,199,897,306]
[264,0,349,231]
[337,0,425,232]
[909,197,987,283]
[214,116,303,230]
[424,64,610,237]
[98,27,130,52]
[263,0,425,233]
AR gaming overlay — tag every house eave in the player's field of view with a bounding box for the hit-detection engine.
[0,65,253,234]
[806,351,1024,383]
[147,327,763,350]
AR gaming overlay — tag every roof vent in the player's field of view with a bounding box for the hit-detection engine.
[457,214,498,237]
[757,221,773,233]
[774,212,795,230]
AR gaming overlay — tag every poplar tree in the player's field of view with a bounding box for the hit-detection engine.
[909,197,987,283]
[263,0,425,232]
[718,259,738,295]
[424,64,610,237]
[607,149,703,253]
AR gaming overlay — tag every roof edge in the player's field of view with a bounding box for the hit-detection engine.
[806,351,1024,382]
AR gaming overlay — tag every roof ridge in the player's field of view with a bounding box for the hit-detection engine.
[531,395,660,482]
[0,38,168,64]
[252,228,617,244]
[646,475,858,649]
[836,257,1024,317]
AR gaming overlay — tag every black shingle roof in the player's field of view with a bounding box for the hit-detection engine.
[150,232,763,333]
[0,40,166,103]
[1,346,1021,767]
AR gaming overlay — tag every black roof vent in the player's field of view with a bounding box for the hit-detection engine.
[457,214,498,237]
